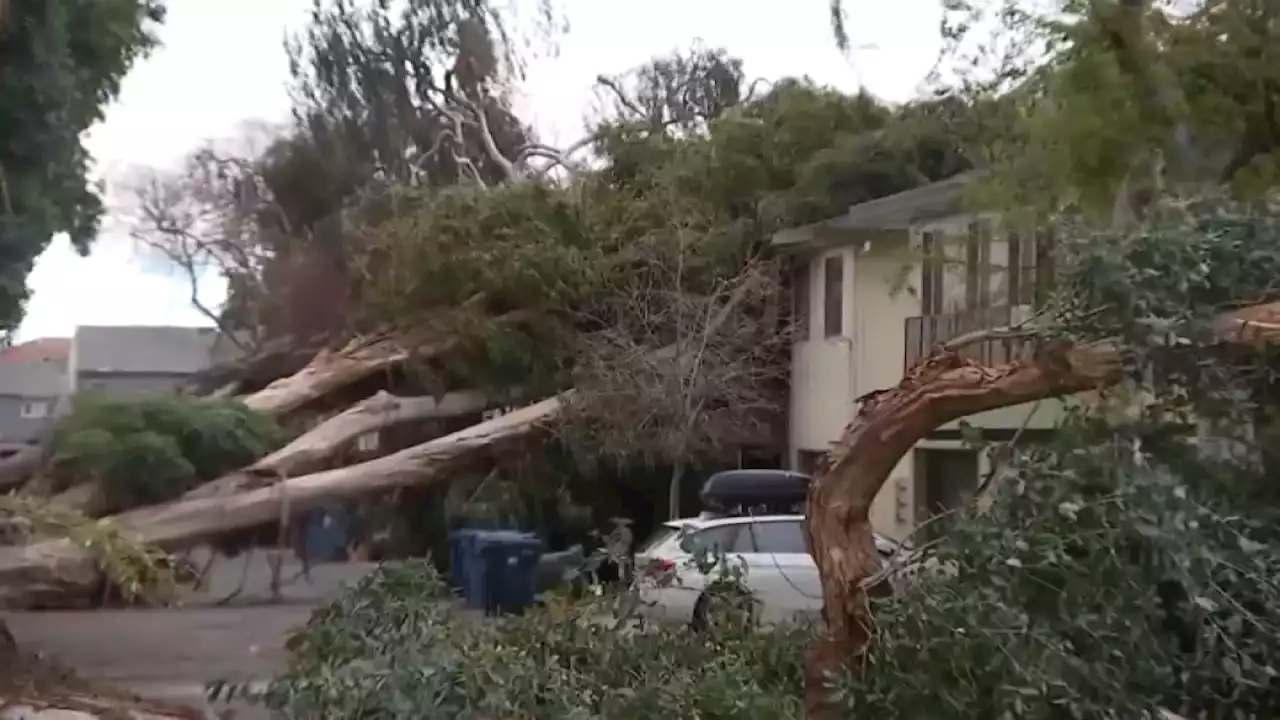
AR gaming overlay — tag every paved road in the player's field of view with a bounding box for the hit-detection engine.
[4,550,380,719]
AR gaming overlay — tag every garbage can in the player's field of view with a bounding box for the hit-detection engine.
[475,531,543,615]
[447,528,481,593]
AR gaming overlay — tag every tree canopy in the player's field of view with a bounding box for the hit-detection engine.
[0,0,165,332]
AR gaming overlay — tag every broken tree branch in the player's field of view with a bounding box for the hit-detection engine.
[185,389,492,500]
[800,299,1280,717]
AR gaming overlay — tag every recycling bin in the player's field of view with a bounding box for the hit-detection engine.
[474,531,543,615]
[448,528,481,592]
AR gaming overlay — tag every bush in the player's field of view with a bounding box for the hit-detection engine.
[49,392,282,512]
[841,415,1280,719]
[248,561,809,719]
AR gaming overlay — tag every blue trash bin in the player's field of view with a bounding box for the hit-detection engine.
[474,531,543,615]
[448,528,481,593]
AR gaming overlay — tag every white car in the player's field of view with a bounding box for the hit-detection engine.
[633,514,902,627]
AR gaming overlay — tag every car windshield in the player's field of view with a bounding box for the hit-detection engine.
[637,524,681,553]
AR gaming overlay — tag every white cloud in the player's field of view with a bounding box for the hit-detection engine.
[16,0,939,342]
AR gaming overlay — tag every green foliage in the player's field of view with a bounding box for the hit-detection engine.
[840,413,1280,719]
[0,0,165,331]
[49,393,282,512]
[247,561,809,719]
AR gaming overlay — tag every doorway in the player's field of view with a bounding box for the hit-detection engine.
[914,448,979,536]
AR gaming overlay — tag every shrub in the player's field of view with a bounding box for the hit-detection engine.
[250,561,809,719]
[49,392,282,512]
[840,416,1280,719]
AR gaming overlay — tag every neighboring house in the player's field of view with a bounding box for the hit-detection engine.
[0,338,73,453]
[71,325,243,397]
[0,326,245,456]
[772,171,1074,539]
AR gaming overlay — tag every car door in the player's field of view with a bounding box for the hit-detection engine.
[736,519,823,624]
[650,524,745,620]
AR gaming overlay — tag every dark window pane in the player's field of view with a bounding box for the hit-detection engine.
[681,525,739,555]
[921,231,941,314]
[965,221,980,309]
[823,256,843,338]
[744,520,809,554]
[793,261,811,341]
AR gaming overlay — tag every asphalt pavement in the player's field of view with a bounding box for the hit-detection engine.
[4,548,380,719]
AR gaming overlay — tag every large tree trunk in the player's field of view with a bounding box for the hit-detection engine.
[184,390,491,500]
[0,284,747,608]
[0,446,43,492]
[801,346,1124,716]
[239,333,447,418]
[0,395,567,609]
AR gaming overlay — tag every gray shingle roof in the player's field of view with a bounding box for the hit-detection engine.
[73,325,235,375]
[772,170,988,248]
[0,358,70,397]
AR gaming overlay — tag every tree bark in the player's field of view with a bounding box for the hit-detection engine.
[184,390,491,500]
[0,446,42,492]
[801,345,1124,717]
[239,333,448,418]
[0,395,567,609]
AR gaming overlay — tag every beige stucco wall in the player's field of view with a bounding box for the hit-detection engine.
[787,212,1084,538]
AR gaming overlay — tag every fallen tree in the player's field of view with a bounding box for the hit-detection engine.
[0,269,757,608]
[0,395,566,608]
[182,389,492,499]
[801,294,1280,716]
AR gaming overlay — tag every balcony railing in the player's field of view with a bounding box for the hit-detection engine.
[904,305,1033,368]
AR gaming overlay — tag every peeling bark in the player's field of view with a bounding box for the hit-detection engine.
[801,345,1124,716]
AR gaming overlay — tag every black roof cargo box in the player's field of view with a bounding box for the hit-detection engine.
[699,469,812,515]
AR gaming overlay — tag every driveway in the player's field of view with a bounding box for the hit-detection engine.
[4,549,380,719]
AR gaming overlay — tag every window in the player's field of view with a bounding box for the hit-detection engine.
[1007,230,1039,306]
[680,525,742,555]
[920,231,943,315]
[796,449,827,477]
[742,520,809,554]
[792,261,811,341]
[1034,227,1055,308]
[20,401,48,419]
[822,255,843,338]
[964,221,993,309]
[977,221,992,308]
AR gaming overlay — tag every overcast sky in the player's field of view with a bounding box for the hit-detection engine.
[15,0,941,342]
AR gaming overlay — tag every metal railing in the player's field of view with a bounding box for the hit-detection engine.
[904,304,1033,368]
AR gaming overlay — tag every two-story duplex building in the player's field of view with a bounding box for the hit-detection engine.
[0,326,245,455]
[71,325,242,397]
[773,171,1077,539]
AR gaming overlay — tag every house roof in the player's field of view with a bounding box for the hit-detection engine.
[0,337,71,365]
[74,325,239,375]
[771,170,987,249]
[0,358,70,397]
